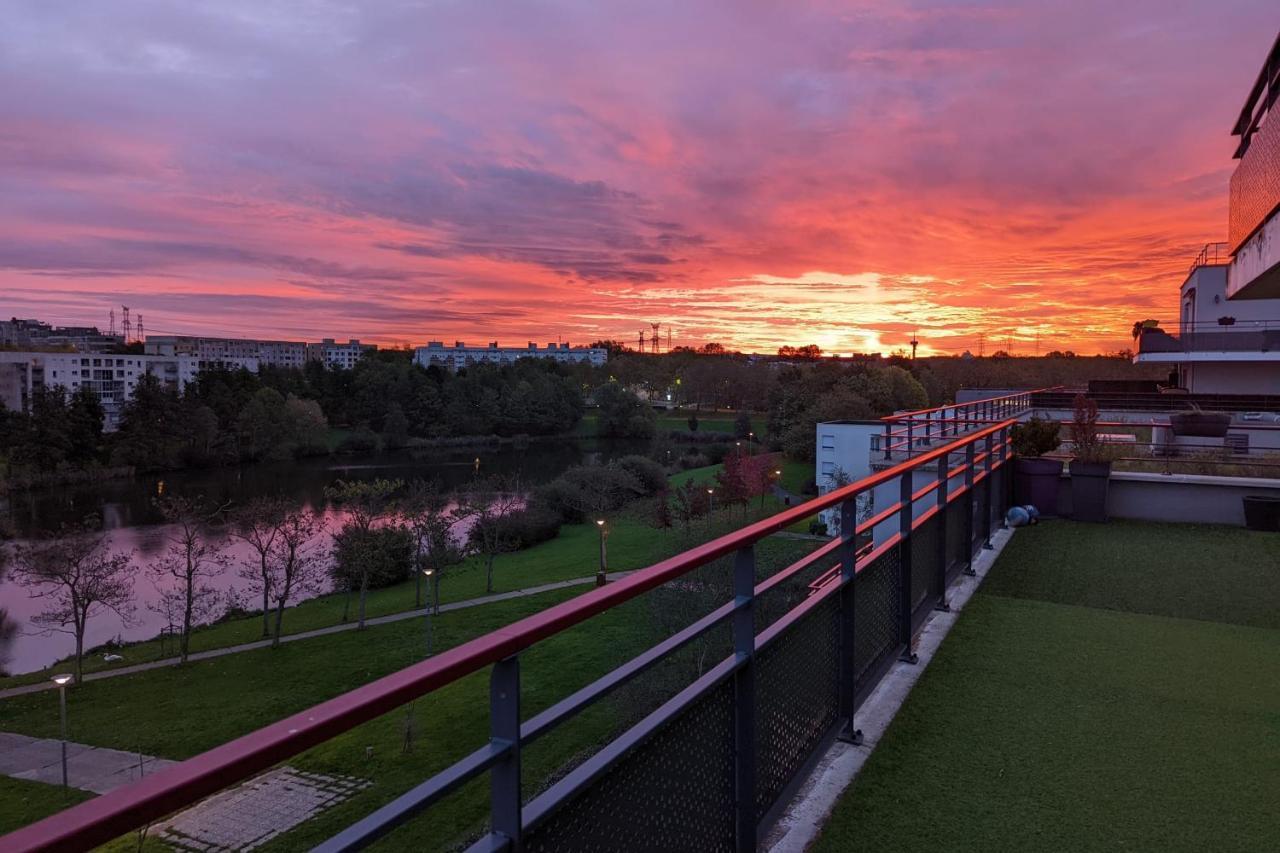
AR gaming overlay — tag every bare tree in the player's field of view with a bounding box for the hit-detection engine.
[149,495,229,663]
[267,507,325,646]
[9,518,134,683]
[400,479,471,611]
[230,496,286,638]
[465,476,523,593]
[325,478,403,629]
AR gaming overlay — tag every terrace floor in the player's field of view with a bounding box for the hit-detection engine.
[814,519,1280,853]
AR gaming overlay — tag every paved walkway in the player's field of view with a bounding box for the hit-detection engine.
[0,572,633,701]
[0,731,174,794]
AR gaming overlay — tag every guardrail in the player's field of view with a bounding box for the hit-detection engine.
[2,423,1017,853]
[878,387,1055,460]
[1189,241,1231,274]
[1030,390,1280,413]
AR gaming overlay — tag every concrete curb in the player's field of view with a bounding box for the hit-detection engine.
[763,525,1016,853]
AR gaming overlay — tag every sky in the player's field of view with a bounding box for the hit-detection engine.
[1,1,1275,356]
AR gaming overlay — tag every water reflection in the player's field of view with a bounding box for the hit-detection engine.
[0,438,641,675]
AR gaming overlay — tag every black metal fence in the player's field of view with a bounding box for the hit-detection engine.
[3,424,1014,853]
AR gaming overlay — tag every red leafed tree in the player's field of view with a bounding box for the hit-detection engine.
[716,449,773,508]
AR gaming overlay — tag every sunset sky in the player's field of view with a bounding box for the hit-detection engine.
[2,1,1276,355]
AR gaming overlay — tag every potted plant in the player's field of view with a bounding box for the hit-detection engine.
[1169,401,1231,438]
[1068,395,1116,523]
[1011,416,1063,515]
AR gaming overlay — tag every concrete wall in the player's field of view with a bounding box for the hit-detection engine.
[1052,470,1280,526]
[1182,361,1280,395]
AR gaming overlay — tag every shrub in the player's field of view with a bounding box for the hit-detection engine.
[331,525,414,589]
[1011,416,1061,458]
[613,455,668,495]
[530,478,589,524]
[474,505,562,551]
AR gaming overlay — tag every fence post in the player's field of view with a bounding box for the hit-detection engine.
[490,656,522,850]
[897,472,918,664]
[934,448,950,611]
[732,545,756,853]
[837,497,862,745]
[906,418,915,457]
[982,432,995,550]
[883,422,891,460]
[964,441,978,574]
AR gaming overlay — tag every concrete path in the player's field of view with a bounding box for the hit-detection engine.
[0,572,633,701]
[0,731,174,794]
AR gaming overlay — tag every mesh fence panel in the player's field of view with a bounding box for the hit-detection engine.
[909,512,940,615]
[523,679,737,853]
[754,594,840,822]
[852,544,900,694]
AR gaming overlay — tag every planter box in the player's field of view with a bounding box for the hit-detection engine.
[1069,460,1112,523]
[1169,412,1231,438]
[1014,457,1064,516]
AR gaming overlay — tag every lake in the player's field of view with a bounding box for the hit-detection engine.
[0,437,644,675]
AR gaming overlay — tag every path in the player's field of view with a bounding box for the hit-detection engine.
[0,572,634,701]
[0,731,174,794]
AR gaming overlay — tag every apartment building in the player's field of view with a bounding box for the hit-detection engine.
[0,351,258,430]
[306,338,376,370]
[145,335,307,369]
[1135,37,1280,394]
[0,317,124,353]
[413,340,607,372]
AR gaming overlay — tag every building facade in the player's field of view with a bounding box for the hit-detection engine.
[0,351,258,431]
[306,338,375,369]
[1226,33,1280,300]
[413,341,607,372]
[0,317,124,352]
[145,335,307,369]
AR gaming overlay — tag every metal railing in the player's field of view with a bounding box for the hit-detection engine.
[877,388,1054,460]
[1030,389,1280,414]
[2,423,1017,853]
[1137,328,1280,354]
[1189,241,1232,274]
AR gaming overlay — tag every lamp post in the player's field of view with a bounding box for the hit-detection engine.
[51,674,72,788]
[595,519,608,586]
[706,487,715,519]
[422,568,435,656]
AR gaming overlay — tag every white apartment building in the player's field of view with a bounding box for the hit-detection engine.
[413,341,607,372]
[145,335,307,369]
[1135,39,1280,395]
[0,351,258,431]
[307,338,376,370]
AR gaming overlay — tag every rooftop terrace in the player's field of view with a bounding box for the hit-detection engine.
[814,519,1280,852]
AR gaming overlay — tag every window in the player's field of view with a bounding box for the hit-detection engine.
[820,434,836,450]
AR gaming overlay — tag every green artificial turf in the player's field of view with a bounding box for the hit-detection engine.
[814,520,1280,853]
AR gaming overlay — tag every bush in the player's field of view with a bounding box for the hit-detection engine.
[337,426,382,454]
[613,455,667,495]
[1011,417,1061,458]
[530,478,590,524]
[679,452,710,470]
[475,505,563,551]
[703,443,731,465]
[331,525,414,589]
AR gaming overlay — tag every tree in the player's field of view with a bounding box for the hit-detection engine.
[149,495,229,663]
[237,387,293,461]
[466,476,524,593]
[266,506,325,646]
[400,479,470,612]
[66,386,105,466]
[230,497,286,638]
[383,402,410,449]
[595,383,656,438]
[325,478,403,628]
[733,412,752,439]
[112,373,185,471]
[10,518,134,682]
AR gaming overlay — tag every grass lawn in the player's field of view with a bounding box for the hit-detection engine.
[0,534,823,850]
[814,520,1280,853]
[0,777,92,836]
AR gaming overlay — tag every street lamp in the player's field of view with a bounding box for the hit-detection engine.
[595,519,608,586]
[706,487,715,517]
[51,674,72,788]
[422,569,435,656]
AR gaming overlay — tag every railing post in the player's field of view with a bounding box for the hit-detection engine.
[732,545,756,853]
[934,448,950,611]
[982,432,994,550]
[837,498,861,745]
[964,441,977,574]
[906,418,915,457]
[490,656,522,850]
[883,421,891,460]
[897,472,918,664]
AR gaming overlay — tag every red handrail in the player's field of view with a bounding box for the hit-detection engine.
[1,419,1017,853]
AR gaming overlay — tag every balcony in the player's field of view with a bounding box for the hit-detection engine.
[1135,324,1280,361]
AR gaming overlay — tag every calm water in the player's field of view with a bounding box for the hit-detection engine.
[0,437,642,675]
